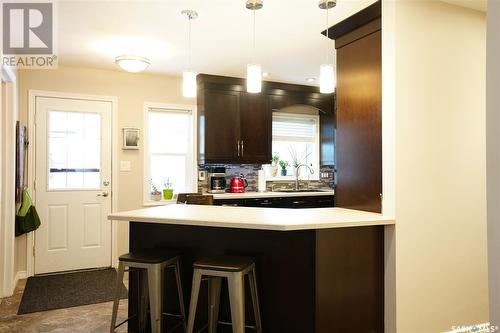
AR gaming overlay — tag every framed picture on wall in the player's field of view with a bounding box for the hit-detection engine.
[122,127,140,150]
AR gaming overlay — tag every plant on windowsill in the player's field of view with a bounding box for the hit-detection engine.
[150,179,161,201]
[278,160,289,176]
[271,153,280,177]
[163,178,174,200]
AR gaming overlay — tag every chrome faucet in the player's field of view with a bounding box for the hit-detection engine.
[295,164,314,191]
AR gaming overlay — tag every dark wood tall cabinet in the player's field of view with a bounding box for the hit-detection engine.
[329,2,382,214]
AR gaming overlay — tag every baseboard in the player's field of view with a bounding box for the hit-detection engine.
[12,270,27,294]
[446,322,495,333]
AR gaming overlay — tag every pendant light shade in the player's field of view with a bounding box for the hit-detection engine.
[319,0,336,94]
[182,10,198,98]
[247,64,262,94]
[183,70,197,98]
[320,64,335,94]
[246,0,263,94]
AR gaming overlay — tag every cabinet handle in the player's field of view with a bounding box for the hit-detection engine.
[237,140,240,157]
[241,140,244,157]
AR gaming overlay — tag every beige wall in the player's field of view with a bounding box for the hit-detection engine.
[389,1,488,331]
[487,0,500,326]
[17,66,192,272]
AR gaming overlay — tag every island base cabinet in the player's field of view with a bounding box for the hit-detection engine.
[128,222,384,333]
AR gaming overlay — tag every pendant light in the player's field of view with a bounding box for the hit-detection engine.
[319,0,336,94]
[246,0,263,94]
[181,10,198,98]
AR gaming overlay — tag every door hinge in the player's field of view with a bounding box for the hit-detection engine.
[32,246,35,257]
[33,179,37,191]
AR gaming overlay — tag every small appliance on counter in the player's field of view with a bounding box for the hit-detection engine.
[208,167,227,193]
[230,173,248,193]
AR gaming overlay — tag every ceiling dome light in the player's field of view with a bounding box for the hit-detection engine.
[115,55,150,73]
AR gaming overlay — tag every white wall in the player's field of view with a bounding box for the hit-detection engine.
[486,0,500,326]
[384,0,489,331]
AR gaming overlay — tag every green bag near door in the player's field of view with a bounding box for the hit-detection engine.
[15,190,41,237]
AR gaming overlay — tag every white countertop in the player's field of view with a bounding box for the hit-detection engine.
[108,204,394,231]
[208,190,334,199]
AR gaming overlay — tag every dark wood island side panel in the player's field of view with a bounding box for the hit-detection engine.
[128,222,384,333]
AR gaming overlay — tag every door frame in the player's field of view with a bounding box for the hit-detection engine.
[0,65,17,297]
[26,90,119,276]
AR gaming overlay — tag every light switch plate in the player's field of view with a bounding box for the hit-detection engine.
[120,160,131,171]
[198,170,206,181]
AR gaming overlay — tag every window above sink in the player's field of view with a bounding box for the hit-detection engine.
[268,112,320,181]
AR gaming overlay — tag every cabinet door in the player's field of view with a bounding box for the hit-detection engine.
[336,30,382,213]
[204,89,240,163]
[239,92,271,163]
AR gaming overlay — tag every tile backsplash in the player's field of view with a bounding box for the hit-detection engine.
[198,164,334,193]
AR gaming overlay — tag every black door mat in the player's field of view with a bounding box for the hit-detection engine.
[17,268,127,315]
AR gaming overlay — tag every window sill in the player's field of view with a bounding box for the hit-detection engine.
[143,199,177,207]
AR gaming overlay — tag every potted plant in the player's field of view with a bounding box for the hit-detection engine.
[278,160,289,176]
[163,178,174,200]
[150,180,161,201]
[271,153,280,177]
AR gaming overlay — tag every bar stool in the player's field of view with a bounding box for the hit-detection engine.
[110,249,187,333]
[186,256,262,333]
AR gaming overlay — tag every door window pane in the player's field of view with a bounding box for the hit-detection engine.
[48,111,101,190]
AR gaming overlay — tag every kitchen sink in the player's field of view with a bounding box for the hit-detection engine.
[272,189,331,193]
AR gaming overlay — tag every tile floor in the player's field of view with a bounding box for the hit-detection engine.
[0,278,129,333]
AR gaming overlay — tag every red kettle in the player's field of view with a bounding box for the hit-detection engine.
[230,174,248,193]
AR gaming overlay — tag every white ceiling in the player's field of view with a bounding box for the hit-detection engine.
[57,0,377,85]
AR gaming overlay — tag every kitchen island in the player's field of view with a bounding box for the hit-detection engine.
[109,205,394,333]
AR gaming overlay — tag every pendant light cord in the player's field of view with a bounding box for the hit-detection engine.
[325,7,329,64]
[253,8,256,63]
[188,16,192,70]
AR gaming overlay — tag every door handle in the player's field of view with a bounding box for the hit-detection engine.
[97,191,109,197]
[237,140,240,157]
[241,140,244,157]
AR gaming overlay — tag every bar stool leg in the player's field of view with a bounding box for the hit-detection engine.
[248,268,262,333]
[208,277,222,333]
[147,264,163,333]
[138,269,149,332]
[173,259,187,330]
[186,269,203,333]
[227,272,245,333]
[110,262,125,333]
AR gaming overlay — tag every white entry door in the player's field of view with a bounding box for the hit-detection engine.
[34,96,112,274]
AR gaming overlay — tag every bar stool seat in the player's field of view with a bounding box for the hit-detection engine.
[119,249,180,264]
[187,255,262,333]
[194,255,256,272]
[110,249,186,333]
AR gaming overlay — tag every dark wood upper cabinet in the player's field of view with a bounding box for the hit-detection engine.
[239,92,270,163]
[197,74,334,165]
[202,89,241,163]
[332,4,382,215]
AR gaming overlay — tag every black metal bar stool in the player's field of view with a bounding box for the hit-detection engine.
[110,249,187,333]
[186,256,262,333]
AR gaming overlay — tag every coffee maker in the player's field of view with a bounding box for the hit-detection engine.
[207,167,227,193]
